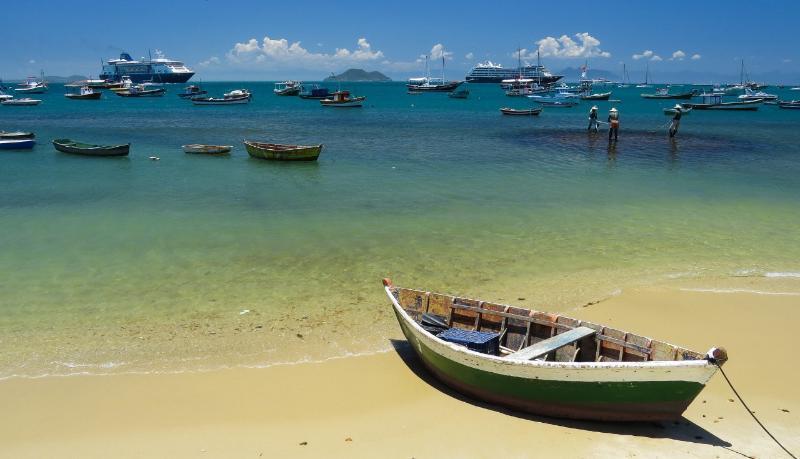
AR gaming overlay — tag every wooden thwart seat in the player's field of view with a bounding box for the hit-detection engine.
[505,326,596,361]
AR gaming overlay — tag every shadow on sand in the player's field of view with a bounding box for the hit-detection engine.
[389,339,749,455]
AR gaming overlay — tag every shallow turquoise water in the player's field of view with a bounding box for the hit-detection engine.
[1,82,799,376]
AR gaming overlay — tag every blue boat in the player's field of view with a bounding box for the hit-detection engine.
[0,139,35,150]
[299,85,332,100]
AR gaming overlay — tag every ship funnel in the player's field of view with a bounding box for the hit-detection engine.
[120,53,133,61]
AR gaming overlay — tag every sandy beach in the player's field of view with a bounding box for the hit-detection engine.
[2,284,798,458]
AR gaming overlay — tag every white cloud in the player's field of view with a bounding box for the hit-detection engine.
[526,32,609,59]
[226,35,384,69]
[670,50,686,61]
[632,50,662,61]
[429,43,453,60]
[465,52,474,60]
[198,56,220,67]
[691,54,702,60]
[28,59,35,64]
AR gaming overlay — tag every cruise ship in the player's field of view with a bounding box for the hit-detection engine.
[465,61,562,84]
[99,52,194,83]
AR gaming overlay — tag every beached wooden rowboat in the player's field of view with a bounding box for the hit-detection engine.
[182,144,233,155]
[52,139,130,156]
[383,279,728,422]
[500,107,542,116]
[244,140,323,161]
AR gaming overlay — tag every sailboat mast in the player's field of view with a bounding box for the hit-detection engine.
[442,56,445,83]
[537,50,541,85]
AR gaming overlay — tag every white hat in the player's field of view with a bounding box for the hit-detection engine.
[591,105,598,110]
[610,107,618,112]
[674,104,682,110]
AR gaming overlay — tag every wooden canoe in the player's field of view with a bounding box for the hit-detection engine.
[500,107,542,116]
[52,139,130,156]
[382,279,727,422]
[182,144,233,155]
[244,140,323,161]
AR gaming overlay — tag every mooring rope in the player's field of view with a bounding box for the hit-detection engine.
[716,363,797,458]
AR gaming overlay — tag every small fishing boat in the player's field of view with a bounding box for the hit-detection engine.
[274,81,301,96]
[52,139,130,156]
[299,85,332,99]
[448,89,470,99]
[641,87,695,99]
[65,85,102,100]
[685,94,761,111]
[320,90,365,107]
[0,131,35,139]
[192,90,251,105]
[15,75,48,94]
[382,279,728,422]
[663,106,692,116]
[177,85,207,99]
[1,98,42,106]
[580,91,612,100]
[115,85,166,97]
[778,100,800,109]
[182,144,233,155]
[500,107,542,116]
[108,76,134,93]
[0,139,35,150]
[244,140,323,161]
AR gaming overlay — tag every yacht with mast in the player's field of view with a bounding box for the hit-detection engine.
[635,63,651,88]
[407,55,463,92]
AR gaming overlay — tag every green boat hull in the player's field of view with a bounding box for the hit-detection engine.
[393,303,710,422]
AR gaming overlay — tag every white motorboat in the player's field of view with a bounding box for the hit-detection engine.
[738,88,778,101]
[15,75,48,94]
[1,98,42,106]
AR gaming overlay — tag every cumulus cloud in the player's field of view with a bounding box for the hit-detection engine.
[198,56,220,67]
[226,35,384,69]
[632,50,662,61]
[429,43,453,60]
[670,50,686,61]
[465,52,474,60]
[691,53,702,60]
[524,32,609,59]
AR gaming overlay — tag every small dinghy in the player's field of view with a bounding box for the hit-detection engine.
[0,139,35,150]
[382,279,728,422]
[244,140,323,161]
[0,131,35,139]
[580,91,612,100]
[500,107,542,116]
[52,139,130,156]
[538,100,578,108]
[1,98,41,106]
[116,85,166,97]
[182,144,233,155]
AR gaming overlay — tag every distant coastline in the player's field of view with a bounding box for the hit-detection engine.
[324,68,391,82]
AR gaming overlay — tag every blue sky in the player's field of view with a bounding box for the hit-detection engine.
[2,0,797,82]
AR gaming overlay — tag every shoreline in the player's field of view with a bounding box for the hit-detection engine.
[2,286,798,458]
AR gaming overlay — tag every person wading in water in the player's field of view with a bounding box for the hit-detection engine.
[669,104,683,138]
[608,107,619,142]
[588,105,599,132]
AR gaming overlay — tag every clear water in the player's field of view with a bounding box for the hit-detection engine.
[1,82,799,377]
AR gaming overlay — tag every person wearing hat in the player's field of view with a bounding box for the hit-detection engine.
[607,107,619,142]
[588,105,599,132]
[669,104,683,138]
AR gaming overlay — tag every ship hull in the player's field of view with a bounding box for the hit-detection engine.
[99,72,194,84]
[466,75,562,84]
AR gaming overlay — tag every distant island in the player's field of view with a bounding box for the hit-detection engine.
[324,69,391,82]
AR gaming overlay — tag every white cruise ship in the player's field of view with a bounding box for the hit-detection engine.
[99,51,194,83]
[465,61,562,84]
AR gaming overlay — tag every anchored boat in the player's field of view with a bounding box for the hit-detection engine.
[182,144,232,155]
[382,279,728,422]
[244,140,322,161]
[0,139,35,150]
[685,93,761,111]
[320,90,365,107]
[500,107,542,116]
[641,87,695,99]
[52,139,130,156]
[1,98,41,106]
[0,131,35,139]
[65,85,102,100]
[274,81,301,96]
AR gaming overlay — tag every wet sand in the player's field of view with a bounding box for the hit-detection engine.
[2,286,798,458]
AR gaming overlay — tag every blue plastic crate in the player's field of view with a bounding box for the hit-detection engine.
[437,328,500,355]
